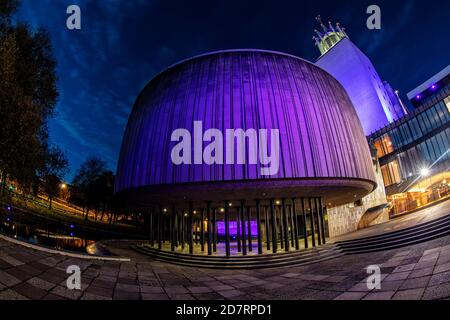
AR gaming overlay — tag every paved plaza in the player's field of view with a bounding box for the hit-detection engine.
[1,200,450,300]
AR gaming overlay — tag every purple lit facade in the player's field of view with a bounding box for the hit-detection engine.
[114,49,377,256]
[115,50,375,207]
[217,221,258,237]
[315,37,403,135]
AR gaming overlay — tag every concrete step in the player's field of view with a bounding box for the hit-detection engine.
[133,244,343,269]
[336,213,450,254]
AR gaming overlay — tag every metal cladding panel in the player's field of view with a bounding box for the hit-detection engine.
[115,50,375,193]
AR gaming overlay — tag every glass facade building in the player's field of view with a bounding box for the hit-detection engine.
[368,70,450,194]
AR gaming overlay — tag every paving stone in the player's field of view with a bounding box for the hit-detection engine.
[379,280,404,291]
[384,271,411,281]
[323,275,348,283]
[12,282,47,299]
[218,289,245,298]
[1,255,24,267]
[260,283,284,290]
[115,283,140,292]
[142,293,169,300]
[399,276,430,290]
[409,267,434,279]
[423,283,450,300]
[0,270,21,287]
[164,285,189,294]
[348,282,372,292]
[140,286,165,294]
[232,282,255,289]
[434,262,450,274]
[81,292,112,300]
[363,291,395,300]
[85,285,113,298]
[392,288,425,300]
[334,291,367,300]
[428,270,450,286]
[281,273,300,278]
[393,264,416,273]
[91,278,116,289]
[394,251,411,257]
[304,290,341,300]
[50,285,83,300]
[208,284,235,291]
[414,260,436,270]
[188,286,213,294]
[113,290,141,300]
[0,289,28,300]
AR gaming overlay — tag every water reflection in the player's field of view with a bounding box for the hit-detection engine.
[1,217,104,255]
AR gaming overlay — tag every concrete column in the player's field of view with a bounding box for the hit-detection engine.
[315,198,322,246]
[288,205,295,248]
[264,206,271,251]
[270,199,277,253]
[171,204,176,251]
[200,208,205,252]
[212,208,217,252]
[181,212,185,250]
[301,198,308,249]
[224,201,230,257]
[189,202,194,254]
[282,199,289,252]
[150,210,154,247]
[320,198,326,244]
[291,198,299,250]
[247,206,252,252]
[278,205,284,249]
[158,205,163,250]
[308,198,315,247]
[256,199,263,255]
[236,207,241,252]
[240,200,247,256]
[207,202,212,255]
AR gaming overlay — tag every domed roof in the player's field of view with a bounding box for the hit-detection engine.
[115,50,375,208]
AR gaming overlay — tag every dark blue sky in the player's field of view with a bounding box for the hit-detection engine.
[16,0,450,181]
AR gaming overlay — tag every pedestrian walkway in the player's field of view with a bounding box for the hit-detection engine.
[1,199,450,300]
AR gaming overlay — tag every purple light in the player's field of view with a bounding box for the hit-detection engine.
[6,205,11,211]
[70,224,75,229]
[431,84,437,90]
[416,94,421,100]
[217,220,258,236]
[70,232,74,237]
[6,217,10,221]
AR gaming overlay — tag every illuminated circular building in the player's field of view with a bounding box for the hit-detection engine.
[115,50,376,256]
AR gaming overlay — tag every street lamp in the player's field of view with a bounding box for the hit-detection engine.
[60,183,67,189]
[420,168,430,177]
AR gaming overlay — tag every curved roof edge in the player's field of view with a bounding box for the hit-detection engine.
[133,48,344,108]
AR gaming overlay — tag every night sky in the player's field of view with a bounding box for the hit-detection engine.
[15,0,450,181]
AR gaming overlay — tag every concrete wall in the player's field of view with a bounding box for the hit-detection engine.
[327,160,389,238]
[316,38,394,135]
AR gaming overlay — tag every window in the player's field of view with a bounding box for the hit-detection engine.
[445,96,450,113]
[381,160,401,186]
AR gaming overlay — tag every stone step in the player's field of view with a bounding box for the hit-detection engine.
[336,213,450,246]
[336,213,450,254]
[133,245,343,269]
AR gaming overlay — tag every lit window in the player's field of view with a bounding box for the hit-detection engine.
[445,96,450,114]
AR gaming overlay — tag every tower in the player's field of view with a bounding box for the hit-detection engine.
[313,16,406,135]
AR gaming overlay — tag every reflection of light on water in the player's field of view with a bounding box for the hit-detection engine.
[1,219,97,254]
[86,243,97,255]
